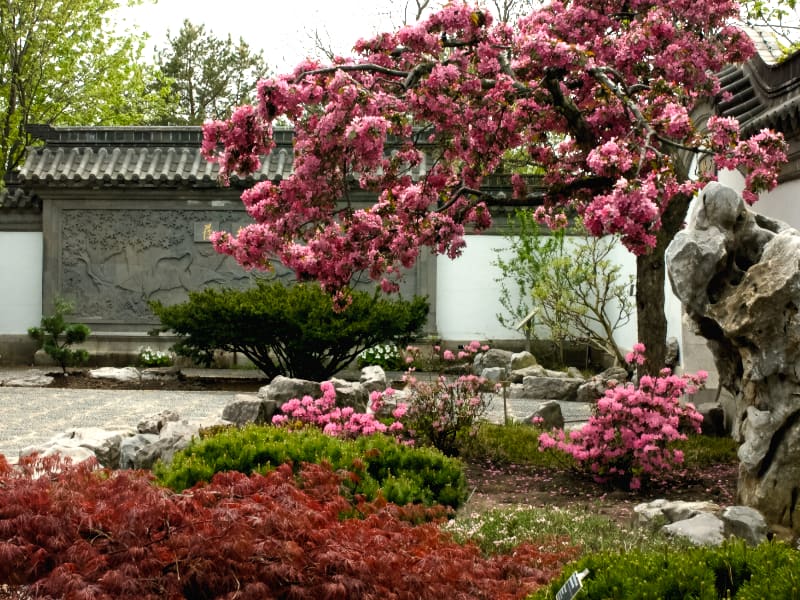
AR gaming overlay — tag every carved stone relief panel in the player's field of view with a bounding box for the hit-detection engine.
[60,208,257,324]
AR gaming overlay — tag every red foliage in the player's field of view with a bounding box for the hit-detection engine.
[0,455,578,599]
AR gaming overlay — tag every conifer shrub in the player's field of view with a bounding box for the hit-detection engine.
[149,280,428,380]
[0,455,578,599]
[528,539,800,600]
[154,425,468,509]
[27,298,90,373]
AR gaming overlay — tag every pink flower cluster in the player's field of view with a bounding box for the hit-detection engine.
[271,381,405,439]
[402,371,495,455]
[539,344,706,490]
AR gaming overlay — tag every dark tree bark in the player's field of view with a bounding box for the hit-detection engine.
[636,193,692,374]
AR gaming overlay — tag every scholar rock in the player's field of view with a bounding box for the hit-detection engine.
[666,182,800,533]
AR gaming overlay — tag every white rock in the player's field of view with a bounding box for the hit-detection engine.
[89,366,141,383]
[662,512,725,546]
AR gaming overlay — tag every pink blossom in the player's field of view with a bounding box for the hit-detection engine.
[200,0,785,298]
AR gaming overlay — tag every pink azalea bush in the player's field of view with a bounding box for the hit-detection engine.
[401,372,496,456]
[539,344,706,490]
[272,380,406,438]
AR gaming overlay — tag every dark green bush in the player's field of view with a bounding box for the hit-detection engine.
[150,280,428,380]
[154,425,468,509]
[27,298,90,373]
[528,540,800,600]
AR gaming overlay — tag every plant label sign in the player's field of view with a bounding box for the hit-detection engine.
[556,569,589,600]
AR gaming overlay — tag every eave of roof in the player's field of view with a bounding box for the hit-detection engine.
[18,125,295,188]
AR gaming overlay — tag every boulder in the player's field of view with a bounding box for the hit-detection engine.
[330,378,368,411]
[634,499,767,547]
[3,373,55,387]
[525,400,564,430]
[258,375,321,405]
[518,376,583,401]
[89,366,141,383]
[508,364,547,383]
[22,427,135,469]
[134,418,222,468]
[662,512,725,546]
[359,365,388,394]
[666,182,800,533]
[721,506,768,547]
[634,499,721,526]
[509,351,537,371]
[119,433,159,469]
[576,366,628,403]
[480,367,506,382]
[137,410,181,435]
[221,396,277,426]
[474,349,513,372]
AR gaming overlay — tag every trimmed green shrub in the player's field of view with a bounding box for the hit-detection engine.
[528,540,800,600]
[27,298,90,373]
[150,280,428,380]
[154,425,468,508]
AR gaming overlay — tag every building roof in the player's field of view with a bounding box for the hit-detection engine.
[17,125,295,188]
[717,49,800,139]
[0,185,41,211]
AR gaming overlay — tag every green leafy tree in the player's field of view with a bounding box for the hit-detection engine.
[28,299,91,373]
[150,280,429,380]
[150,20,269,125]
[495,214,634,366]
[0,0,154,186]
[532,224,635,367]
[493,209,563,353]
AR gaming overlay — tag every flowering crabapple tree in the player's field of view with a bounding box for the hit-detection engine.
[202,0,787,370]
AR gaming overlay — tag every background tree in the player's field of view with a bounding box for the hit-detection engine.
[151,20,269,125]
[202,2,786,371]
[0,0,153,186]
[493,209,563,353]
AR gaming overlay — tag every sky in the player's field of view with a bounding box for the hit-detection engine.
[112,0,423,74]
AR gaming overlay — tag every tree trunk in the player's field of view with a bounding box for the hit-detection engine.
[635,194,691,374]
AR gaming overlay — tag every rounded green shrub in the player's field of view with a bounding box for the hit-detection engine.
[528,539,800,600]
[150,280,428,380]
[154,425,468,509]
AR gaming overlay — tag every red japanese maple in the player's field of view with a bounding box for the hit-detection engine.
[0,455,577,598]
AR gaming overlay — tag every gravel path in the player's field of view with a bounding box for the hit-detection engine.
[0,368,592,461]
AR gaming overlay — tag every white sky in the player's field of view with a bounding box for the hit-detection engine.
[112,0,425,74]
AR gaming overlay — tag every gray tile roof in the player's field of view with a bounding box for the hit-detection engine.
[717,50,800,138]
[18,126,294,187]
[0,185,41,211]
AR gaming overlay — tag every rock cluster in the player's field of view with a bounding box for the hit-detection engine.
[634,499,768,547]
[472,349,630,429]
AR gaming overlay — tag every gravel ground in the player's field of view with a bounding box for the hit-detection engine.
[0,368,592,460]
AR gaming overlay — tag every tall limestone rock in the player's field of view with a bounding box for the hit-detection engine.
[666,182,800,534]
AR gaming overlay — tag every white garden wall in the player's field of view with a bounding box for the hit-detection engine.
[435,233,671,357]
[0,232,43,334]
